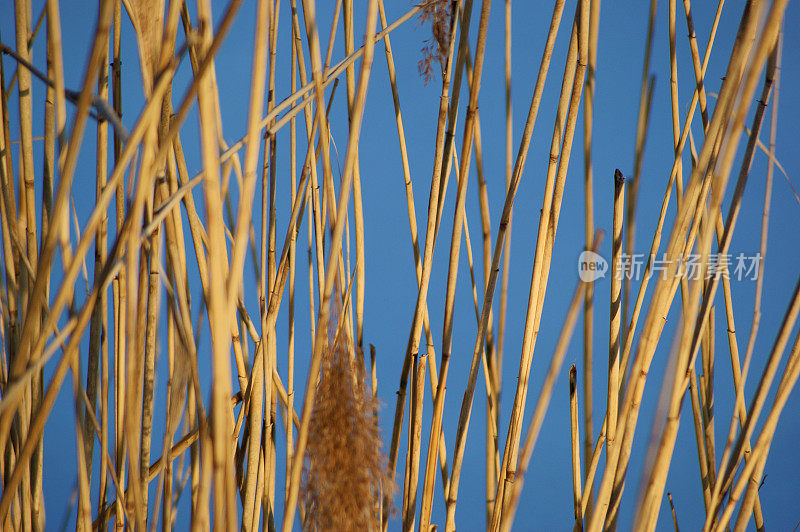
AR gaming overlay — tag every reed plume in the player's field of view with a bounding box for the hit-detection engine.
[417,0,452,83]
[302,301,390,530]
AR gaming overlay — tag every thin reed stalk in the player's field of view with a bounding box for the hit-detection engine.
[570,366,582,530]
[493,4,586,528]
[501,235,598,528]
[0,1,796,530]
[607,169,624,474]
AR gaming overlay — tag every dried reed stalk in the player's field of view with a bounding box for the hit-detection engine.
[0,0,797,530]
[569,365,582,530]
[493,3,586,528]
[607,170,624,474]
[581,0,599,522]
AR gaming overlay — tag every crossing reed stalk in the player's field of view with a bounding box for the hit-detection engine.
[0,1,796,530]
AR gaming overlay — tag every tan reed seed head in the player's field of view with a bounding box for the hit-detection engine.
[302,305,391,530]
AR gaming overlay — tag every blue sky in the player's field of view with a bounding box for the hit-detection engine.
[2,0,800,529]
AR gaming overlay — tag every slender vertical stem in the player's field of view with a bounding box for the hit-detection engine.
[622,0,658,353]
[607,170,624,476]
[493,6,584,528]
[581,0,599,522]
[569,365,583,529]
